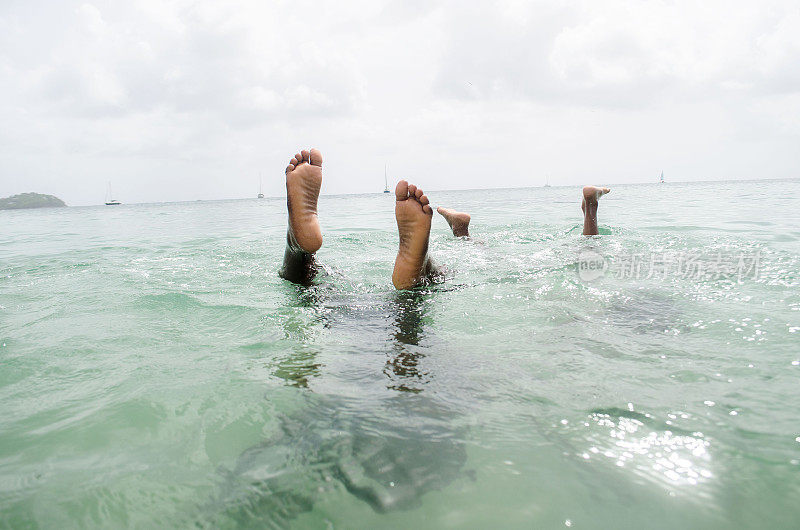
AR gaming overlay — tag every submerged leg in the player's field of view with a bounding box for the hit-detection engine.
[436,207,471,237]
[581,185,610,236]
[392,180,442,289]
[279,148,323,284]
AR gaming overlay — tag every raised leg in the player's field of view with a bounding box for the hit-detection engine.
[436,207,471,237]
[392,180,443,289]
[581,185,610,236]
[279,148,323,284]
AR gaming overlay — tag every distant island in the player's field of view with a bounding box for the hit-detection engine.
[0,192,67,210]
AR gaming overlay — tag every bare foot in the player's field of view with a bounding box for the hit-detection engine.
[285,149,323,253]
[581,185,610,236]
[436,207,471,237]
[393,180,434,289]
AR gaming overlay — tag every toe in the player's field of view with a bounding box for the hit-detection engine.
[310,148,323,167]
[408,184,417,196]
[422,204,433,215]
[301,150,310,163]
[419,194,429,206]
[286,164,295,174]
[295,153,302,165]
[414,188,423,199]
[395,180,409,201]
[291,156,300,166]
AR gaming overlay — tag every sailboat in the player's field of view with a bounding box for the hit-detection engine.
[258,174,264,198]
[105,182,121,205]
[383,163,391,193]
[544,174,551,188]
[659,171,665,184]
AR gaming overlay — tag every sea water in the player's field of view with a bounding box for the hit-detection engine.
[1,180,799,528]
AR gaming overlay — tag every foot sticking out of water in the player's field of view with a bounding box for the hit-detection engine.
[581,185,610,236]
[286,149,323,252]
[393,180,436,289]
[280,148,323,284]
[436,207,471,237]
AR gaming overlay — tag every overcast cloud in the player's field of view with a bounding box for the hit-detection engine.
[1,0,798,205]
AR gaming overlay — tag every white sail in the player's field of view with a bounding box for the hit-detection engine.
[105,182,121,205]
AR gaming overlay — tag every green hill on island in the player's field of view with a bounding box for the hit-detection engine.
[0,192,67,210]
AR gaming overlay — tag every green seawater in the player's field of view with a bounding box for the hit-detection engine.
[1,180,799,528]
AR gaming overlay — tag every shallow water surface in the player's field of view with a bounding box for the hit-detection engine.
[1,181,800,528]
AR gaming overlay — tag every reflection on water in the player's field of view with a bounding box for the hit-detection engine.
[386,290,432,393]
[212,285,465,526]
[270,284,332,387]
[211,394,468,526]
[580,408,712,494]
[272,346,321,389]
[273,283,439,394]
[605,290,684,335]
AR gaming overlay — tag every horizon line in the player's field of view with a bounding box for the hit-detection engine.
[5,175,796,208]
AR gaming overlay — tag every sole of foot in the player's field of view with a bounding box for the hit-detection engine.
[393,180,433,289]
[581,185,611,212]
[286,148,323,253]
[436,207,471,237]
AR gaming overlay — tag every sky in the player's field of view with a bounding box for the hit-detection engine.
[1,0,799,206]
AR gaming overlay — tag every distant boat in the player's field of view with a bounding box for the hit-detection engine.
[383,163,391,193]
[105,182,121,205]
[659,171,665,184]
[258,173,264,198]
[544,175,551,188]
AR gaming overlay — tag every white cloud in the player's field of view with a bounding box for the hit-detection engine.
[0,0,798,205]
